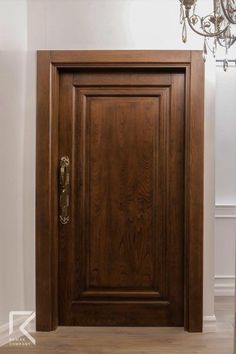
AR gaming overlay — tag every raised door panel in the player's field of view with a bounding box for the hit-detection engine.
[75,88,169,304]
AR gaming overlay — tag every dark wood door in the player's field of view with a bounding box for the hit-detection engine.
[58,68,185,326]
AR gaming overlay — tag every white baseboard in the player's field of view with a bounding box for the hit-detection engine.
[203,315,217,333]
[215,275,235,296]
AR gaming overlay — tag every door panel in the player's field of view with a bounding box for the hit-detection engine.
[58,69,185,326]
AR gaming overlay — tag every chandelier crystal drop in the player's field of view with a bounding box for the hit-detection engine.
[179,0,236,71]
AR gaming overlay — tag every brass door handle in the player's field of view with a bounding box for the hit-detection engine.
[59,156,70,225]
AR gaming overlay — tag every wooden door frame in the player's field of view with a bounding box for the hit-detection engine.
[36,50,204,332]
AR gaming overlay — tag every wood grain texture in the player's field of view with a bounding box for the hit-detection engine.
[73,70,172,86]
[36,51,204,332]
[58,73,76,326]
[58,72,184,326]
[49,50,192,65]
[87,96,159,291]
[36,52,59,331]
[185,51,204,332]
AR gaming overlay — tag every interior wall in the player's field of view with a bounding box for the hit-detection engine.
[0,0,27,328]
[204,58,216,322]
[215,66,236,204]
[0,0,217,329]
[214,64,236,296]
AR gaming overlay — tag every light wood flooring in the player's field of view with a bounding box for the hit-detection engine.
[1,297,234,354]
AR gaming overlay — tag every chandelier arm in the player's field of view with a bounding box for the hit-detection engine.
[217,37,226,47]
[229,36,236,46]
[186,15,229,37]
[231,36,236,45]
[217,37,229,47]
[217,34,236,48]
[220,0,236,24]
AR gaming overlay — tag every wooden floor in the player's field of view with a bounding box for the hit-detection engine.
[1,297,234,354]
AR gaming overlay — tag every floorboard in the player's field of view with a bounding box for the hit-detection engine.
[1,297,234,354]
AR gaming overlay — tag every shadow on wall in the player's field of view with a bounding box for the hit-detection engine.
[0,52,26,326]
[22,51,36,316]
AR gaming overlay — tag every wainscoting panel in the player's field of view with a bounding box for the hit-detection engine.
[215,205,236,296]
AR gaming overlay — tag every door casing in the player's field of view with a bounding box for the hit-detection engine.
[36,50,204,332]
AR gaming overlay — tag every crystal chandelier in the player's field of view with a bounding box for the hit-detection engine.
[179,0,236,70]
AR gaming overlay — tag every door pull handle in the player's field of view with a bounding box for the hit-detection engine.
[59,156,70,225]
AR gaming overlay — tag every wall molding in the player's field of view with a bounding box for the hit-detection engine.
[203,315,217,333]
[215,275,235,297]
[215,204,236,296]
[215,204,236,218]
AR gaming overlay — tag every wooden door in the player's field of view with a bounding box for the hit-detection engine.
[36,50,204,332]
[58,68,185,326]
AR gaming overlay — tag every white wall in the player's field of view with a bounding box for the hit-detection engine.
[0,0,27,328]
[215,66,236,205]
[214,64,236,296]
[0,0,217,330]
[27,0,204,50]
[204,58,216,324]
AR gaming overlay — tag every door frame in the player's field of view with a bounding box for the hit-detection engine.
[36,50,204,332]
